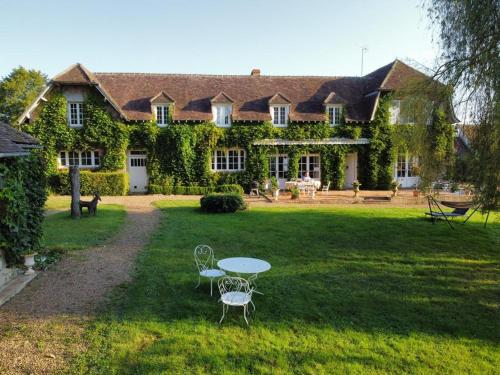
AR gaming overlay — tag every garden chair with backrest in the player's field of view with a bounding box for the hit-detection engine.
[194,245,225,296]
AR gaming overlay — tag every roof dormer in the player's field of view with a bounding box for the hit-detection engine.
[151,91,174,126]
[211,92,233,127]
[269,93,291,127]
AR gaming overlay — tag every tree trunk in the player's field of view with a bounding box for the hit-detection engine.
[70,166,80,219]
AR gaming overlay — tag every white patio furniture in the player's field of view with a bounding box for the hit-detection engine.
[218,276,254,324]
[322,181,331,192]
[194,245,225,296]
[217,257,271,294]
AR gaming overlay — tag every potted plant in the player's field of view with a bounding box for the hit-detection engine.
[270,176,280,201]
[390,180,400,197]
[411,165,422,197]
[23,251,37,275]
[291,186,300,200]
[352,180,361,198]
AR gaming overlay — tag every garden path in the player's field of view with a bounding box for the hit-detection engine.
[0,195,162,374]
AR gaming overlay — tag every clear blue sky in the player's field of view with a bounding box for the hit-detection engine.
[0,0,438,78]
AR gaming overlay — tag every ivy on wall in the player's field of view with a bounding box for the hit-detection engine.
[0,153,47,265]
[23,91,129,175]
[359,95,394,189]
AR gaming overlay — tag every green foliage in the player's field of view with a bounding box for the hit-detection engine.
[359,95,394,189]
[200,193,247,213]
[0,153,47,265]
[49,170,129,196]
[0,66,47,123]
[23,91,129,175]
[215,184,244,195]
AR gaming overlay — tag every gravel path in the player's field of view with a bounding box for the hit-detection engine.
[0,195,162,374]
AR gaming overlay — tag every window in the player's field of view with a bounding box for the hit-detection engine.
[272,106,288,126]
[328,106,342,125]
[68,102,83,127]
[214,105,231,127]
[390,100,401,124]
[298,154,320,179]
[155,105,169,126]
[396,154,419,178]
[269,155,289,179]
[211,149,245,171]
[60,151,67,166]
[58,151,101,168]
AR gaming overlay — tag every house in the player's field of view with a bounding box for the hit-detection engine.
[0,122,42,293]
[18,60,450,193]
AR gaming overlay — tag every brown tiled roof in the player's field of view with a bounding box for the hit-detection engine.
[268,92,291,105]
[211,92,234,103]
[0,122,39,157]
[151,91,175,104]
[22,60,432,124]
[323,91,348,105]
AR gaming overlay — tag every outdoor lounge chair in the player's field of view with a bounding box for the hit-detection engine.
[425,195,479,229]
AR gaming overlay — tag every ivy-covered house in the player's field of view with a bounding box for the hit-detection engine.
[17,60,453,194]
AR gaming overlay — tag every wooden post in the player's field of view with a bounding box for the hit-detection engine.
[70,166,80,219]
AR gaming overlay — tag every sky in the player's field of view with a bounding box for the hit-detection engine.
[0,0,439,79]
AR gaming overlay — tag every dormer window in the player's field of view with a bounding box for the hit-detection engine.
[271,106,288,126]
[155,105,169,127]
[327,105,342,126]
[214,105,232,127]
[68,102,83,127]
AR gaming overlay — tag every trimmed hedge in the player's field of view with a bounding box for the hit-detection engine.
[148,183,244,196]
[49,170,129,196]
[200,193,247,213]
[215,184,244,195]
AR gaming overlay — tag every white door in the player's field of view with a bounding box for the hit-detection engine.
[269,154,289,189]
[128,151,148,193]
[299,154,321,181]
[344,152,358,188]
[394,154,420,188]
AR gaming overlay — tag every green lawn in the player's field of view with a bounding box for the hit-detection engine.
[72,201,499,374]
[45,195,71,210]
[43,204,127,250]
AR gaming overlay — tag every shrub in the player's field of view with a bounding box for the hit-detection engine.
[50,170,129,196]
[215,184,244,195]
[200,193,247,213]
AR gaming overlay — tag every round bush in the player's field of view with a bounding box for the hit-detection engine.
[200,193,247,213]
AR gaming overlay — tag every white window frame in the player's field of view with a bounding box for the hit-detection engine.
[298,154,321,179]
[58,150,101,169]
[154,104,169,127]
[327,105,343,126]
[395,153,418,178]
[211,148,245,171]
[270,105,289,127]
[68,102,83,128]
[212,104,232,127]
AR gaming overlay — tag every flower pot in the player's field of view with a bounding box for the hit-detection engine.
[413,190,420,197]
[353,187,360,198]
[23,253,37,275]
[392,188,398,197]
[273,190,280,201]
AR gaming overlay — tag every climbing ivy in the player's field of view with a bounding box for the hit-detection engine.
[22,91,129,175]
[359,94,394,189]
[0,153,47,265]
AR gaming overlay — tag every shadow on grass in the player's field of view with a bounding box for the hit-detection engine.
[104,205,499,344]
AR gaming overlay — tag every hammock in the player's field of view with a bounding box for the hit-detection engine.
[425,195,479,229]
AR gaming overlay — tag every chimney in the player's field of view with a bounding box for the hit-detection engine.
[251,68,261,77]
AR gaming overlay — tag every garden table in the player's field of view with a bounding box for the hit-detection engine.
[217,257,271,294]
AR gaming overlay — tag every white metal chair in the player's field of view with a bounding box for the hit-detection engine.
[194,245,225,296]
[322,181,330,192]
[218,276,254,325]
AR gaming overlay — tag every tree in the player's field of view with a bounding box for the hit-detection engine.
[427,0,499,211]
[0,66,47,124]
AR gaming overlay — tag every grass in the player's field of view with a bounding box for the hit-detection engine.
[71,201,499,374]
[43,204,127,250]
[45,195,71,210]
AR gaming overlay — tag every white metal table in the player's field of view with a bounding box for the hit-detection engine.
[217,257,271,294]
